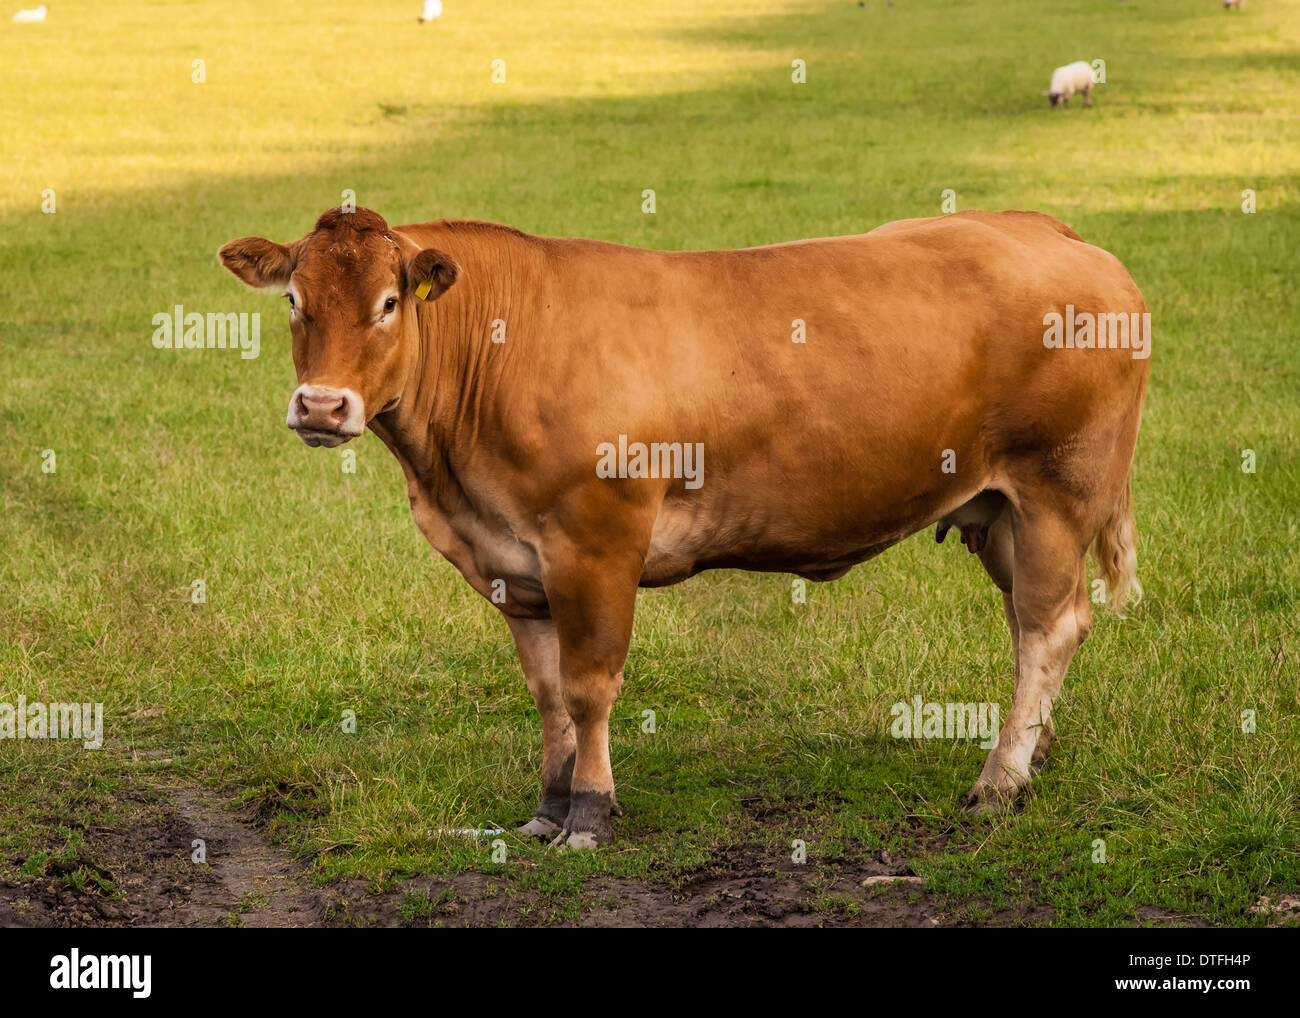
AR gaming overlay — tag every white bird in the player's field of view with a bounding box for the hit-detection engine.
[419,0,442,22]
[11,4,48,21]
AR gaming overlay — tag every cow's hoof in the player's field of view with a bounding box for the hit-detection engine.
[550,829,606,851]
[547,791,616,849]
[962,782,1018,816]
[961,795,1005,817]
[518,816,561,839]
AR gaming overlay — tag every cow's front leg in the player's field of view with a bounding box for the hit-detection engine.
[553,661,624,850]
[539,522,646,850]
[506,617,576,839]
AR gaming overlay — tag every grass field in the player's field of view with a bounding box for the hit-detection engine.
[1,0,1298,927]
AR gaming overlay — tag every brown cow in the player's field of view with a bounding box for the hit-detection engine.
[219,206,1148,848]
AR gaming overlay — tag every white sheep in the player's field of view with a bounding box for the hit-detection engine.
[419,0,442,22]
[1043,60,1095,109]
[11,4,48,21]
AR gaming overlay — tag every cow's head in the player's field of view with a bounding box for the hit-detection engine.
[219,207,457,447]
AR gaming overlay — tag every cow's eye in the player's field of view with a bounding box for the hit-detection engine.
[383,297,398,315]
[285,293,295,308]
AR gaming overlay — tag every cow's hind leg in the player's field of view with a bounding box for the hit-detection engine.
[975,505,1020,708]
[976,504,1017,643]
[975,508,1066,772]
[966,505,1089,813]
[1041,569,1095,768]
[507,617,578,839]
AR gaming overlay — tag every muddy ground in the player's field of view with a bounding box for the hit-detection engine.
[1,785,1265,928]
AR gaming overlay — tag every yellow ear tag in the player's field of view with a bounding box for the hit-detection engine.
[414,278,433,300]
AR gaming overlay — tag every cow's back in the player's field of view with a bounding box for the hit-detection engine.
[399,212,1148,580]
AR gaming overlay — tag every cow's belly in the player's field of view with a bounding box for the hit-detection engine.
[640,490,926,587]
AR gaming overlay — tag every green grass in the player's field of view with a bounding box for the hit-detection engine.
[1,0,1298,926]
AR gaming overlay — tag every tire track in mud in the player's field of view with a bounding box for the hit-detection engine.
[167,786,326,928]
[0,785,326,928]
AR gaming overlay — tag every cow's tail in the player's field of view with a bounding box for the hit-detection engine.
[1091,474,1142,616]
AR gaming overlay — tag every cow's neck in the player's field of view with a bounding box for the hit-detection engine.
[371,223,541,512]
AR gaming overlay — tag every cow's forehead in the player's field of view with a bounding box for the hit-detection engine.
[293,227,402,295]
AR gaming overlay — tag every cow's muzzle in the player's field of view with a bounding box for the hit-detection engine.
[287,385,365,447]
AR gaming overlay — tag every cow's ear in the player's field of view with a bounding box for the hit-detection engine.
[218,237,294,289]
[406,248,458,301]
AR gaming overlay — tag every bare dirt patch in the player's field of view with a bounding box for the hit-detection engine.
[323,841,1053,928]
[0,785,1158,928]
[9,780,1016,927]
[0,785,325,928]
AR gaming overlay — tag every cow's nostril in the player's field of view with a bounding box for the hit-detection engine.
[294,387,357,433]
